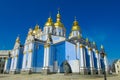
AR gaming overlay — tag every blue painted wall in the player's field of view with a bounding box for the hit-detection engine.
[85,48,90,69]
[17,48,23,70]
[65,41,76,60]
[32,43,44,68]
[100,58,104,70]
[52,41,66,67]
[93,52,97,69]
[7,57,11,71]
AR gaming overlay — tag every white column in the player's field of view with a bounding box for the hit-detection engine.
[4,58,8,72]
[22,53,26,70]
[43,47,46,67]
[94,50,101,70]
[88,47,95,74]
[43,44,50,69]
[27,52,32,68]
[10,57,14,71]
[104,56,108,72]
[80,44,86,68]
[27,42,34,70]
[22,44,28,70]
[80,44,87,74]
[76,43,80,59]
[13,49,19,71]
[88,48,94,68]
[83,48,87,68]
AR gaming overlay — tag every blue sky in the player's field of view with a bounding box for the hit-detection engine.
[0,0,120,64]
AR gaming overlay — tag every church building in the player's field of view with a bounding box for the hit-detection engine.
[4,10,108,75]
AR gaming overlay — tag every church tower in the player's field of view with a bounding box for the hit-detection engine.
[54,10,66,37]
[44,16,54,34]
[69,17,81,39]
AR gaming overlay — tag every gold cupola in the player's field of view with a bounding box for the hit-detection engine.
[16,36,20,43]
[33,24,40,35]
[54,10,64,28]
[45,16,54,27]
[28,28,33,36]
[72,17,80,31]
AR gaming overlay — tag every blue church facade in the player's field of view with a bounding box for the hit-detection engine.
[4,10,108,75]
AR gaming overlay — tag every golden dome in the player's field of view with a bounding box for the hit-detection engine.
[45,17,54,26]
[72,18,80,31]
[16,36,20,43]
[54,10,64,28]
[33,24,40,34]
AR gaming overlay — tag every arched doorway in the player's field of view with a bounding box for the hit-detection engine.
[60,60,72,73]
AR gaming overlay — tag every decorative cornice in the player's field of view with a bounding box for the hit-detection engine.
[80,44,84,48]
[28,49,33,53]
[44,43,50,48]
[88,47,92,51]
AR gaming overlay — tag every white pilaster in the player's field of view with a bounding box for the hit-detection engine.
[80,44,84,68]
[22,53,27,70]
[10,57,14,71]
[104,56,108,72]
[43,44,50,69]
[4,58,8,72]
[22,44,28,70]
[27,42,34,70]
[94,49,101,74]
[43,47,46,67]
[80,44,87,74]
[76,42,80,59]
[42,43,51,74]
[88,47,95,74]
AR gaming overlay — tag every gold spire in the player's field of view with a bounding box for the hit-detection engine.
[54,9,64,28]
[72,16,80,31]
[45,16,54,27]
[86,38,89,43]
[16,36,20,43]
[33,24,40,34]
[101,45,104,49]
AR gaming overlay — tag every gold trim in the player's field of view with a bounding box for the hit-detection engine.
[16,36,20,43]
[88,47,92,51]
[96,50,99,54]
[44,44,50,48]
[23,51,26,54]
[80,44,84,48]
[29,49,33,53]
